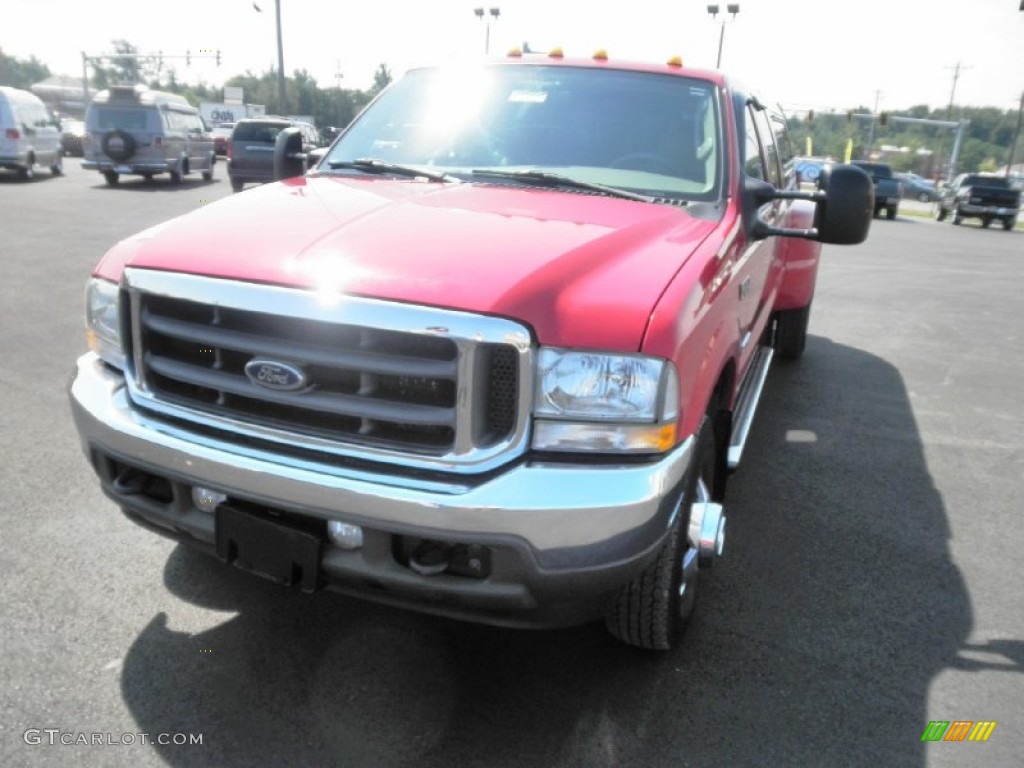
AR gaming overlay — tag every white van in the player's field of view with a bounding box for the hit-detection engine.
[83,84,215,185]
[0,86,63,180]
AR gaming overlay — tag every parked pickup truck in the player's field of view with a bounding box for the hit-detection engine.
[69,54,872,650]
[936,173,1020,230]
[851,161,901,219]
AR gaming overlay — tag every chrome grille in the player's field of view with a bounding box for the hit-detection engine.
[123,269,533,472]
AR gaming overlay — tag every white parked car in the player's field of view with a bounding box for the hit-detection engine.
[0,86,63,180]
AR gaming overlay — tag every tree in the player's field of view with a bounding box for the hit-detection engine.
[90,40,160,88]
[370,64,392,97]
[788,102,1023,175]
[0,49,51,89]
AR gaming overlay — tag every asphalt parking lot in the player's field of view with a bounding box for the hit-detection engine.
[1,161,1022,767]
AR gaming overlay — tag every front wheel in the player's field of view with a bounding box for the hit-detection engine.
[952,207,963,225]
[886,205,897,220]
[982,217,992,228]
[202,153,215,182]
[775,304,811,360]
[169,159,184,184]
[102,170,119,186]
[605,419,724,650]
[1004,218,1017,232]
[230,177,244,193]
[50,154,63,176]
[935,205,947,222]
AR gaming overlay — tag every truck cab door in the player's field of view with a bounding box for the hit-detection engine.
[734,102,785,370]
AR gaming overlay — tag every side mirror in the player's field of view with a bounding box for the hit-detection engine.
[746,163,873,245]
[273,126,307,181]
[813,164,874,244]
[306,146,328,171]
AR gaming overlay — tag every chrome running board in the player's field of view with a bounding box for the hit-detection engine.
[727,345,774,470]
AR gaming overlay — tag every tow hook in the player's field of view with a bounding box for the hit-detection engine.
[407,540,491,579]
[409,541,452,576]
[688,500,726,567]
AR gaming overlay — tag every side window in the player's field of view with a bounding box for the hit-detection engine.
[770,111,796,187]
[752,107,781,187]
[743,105,765,180]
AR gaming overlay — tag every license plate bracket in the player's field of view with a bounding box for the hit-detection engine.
[215,505,321,592]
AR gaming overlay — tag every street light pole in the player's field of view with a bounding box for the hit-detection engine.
[254,1,287,114]
[274,0,286,113]
[706,4,740,68]
[474,7,501,55]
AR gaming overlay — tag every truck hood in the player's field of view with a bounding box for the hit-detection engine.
[99,175,717,349]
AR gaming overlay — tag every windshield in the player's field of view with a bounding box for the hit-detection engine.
[323,64,722,202]
[964,175,1009,189]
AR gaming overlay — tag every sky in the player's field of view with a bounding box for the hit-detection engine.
[6,0,1024,114]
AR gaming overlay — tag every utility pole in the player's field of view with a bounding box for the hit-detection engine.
[945,61,971,119]
[1007,91,1024,175]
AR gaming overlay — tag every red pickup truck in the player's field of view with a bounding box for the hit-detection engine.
[70,53,872,650]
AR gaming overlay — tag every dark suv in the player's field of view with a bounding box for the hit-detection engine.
[228,117,320,192]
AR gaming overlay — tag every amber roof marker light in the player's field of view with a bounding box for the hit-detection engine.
[706,4,740,68]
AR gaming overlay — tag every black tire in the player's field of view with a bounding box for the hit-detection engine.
[101,130,136,162]
[18,155,35,180]
[1004,218,1016,232]
[202,155,214,182]
[952,207,963,225]
[142,173,154,182]
[605,419,720,651]
[886,205,897,220]
[230,177,244,193]
[935,205,947,222]
[982,217,991,229]
[50,153,63,176]
[102,170,119,186]
[169,161,184,184]
[775,304,811,360]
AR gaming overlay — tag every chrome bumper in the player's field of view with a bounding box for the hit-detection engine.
[959,203,1016,216]
[69,354,693,570]
[82,161,171,173]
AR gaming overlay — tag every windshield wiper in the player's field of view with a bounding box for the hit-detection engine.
[470,168,655,203]
[326,158,457,183]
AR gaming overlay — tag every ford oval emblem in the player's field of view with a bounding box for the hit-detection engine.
[244,359,308,392]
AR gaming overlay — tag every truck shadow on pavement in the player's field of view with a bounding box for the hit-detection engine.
[120,335,979,767]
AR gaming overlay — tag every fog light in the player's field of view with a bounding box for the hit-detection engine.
[328,521,364,550]
[192,486,228,513]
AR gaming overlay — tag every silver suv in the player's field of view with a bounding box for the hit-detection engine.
[228,117,320,192]
[83,84,215,186]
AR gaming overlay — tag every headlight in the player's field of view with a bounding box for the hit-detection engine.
[85,277,125,369]
[532,348,679,453]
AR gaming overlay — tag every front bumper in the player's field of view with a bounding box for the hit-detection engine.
[69,354,693,627]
